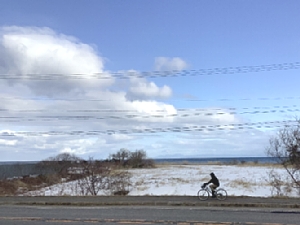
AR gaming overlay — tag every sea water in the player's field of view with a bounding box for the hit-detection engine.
[154,157,277,164]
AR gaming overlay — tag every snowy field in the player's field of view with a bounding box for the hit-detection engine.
[24,164,299,197]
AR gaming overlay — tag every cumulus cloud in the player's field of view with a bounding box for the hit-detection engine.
[126,77,172,100]
[154,57,188,71]
[1,26,104,74]
[0,26,110,96]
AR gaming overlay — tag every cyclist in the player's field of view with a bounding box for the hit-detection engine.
[202,172,220,198]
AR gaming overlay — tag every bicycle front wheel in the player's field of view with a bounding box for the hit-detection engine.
[216,188,227,201]
[197,189,209,201]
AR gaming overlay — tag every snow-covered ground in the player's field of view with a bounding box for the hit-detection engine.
[24,164,299,197]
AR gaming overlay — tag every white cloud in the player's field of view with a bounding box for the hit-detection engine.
[0,26,110,97]
[0,26,269,161]
[0,139,17,146]
[1,26,104,75]
[126,77,172,100]
[0,26,184,160]
[154,57,188,71]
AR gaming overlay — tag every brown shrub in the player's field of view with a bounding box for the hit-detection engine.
[0,180,19,196]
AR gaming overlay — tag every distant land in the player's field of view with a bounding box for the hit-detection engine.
[0,157,277,165]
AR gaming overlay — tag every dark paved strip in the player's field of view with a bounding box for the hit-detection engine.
[0,196,299,209]
[0,217,297,225]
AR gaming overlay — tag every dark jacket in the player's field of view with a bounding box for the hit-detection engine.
[207,172,220,186]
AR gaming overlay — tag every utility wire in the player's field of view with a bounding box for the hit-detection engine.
[0,106,298,122]
[1,62,300,80]
[0,120,296,136]
[0,104,298,114]
[1,96,300,103]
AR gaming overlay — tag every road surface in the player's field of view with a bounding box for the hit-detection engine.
[0,205,299,225]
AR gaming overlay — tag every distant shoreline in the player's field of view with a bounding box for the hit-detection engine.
[154,156,277,165]
[0,157,277,165]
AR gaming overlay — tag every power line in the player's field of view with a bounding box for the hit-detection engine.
[0,106,298,122]
[0,104,298,114]
[0,120,296,136]
[1,96,300,103]
[1,62,300,80]
[186,96,300,102]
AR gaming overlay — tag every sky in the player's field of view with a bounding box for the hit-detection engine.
[1,0,300,161]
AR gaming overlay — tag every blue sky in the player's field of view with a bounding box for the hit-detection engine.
[0,1,300,160]
[2,1,300,70]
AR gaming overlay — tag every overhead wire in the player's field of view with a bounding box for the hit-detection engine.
[0,61,300,80]
[0,120,297,137]
[1,61,300,138]
[1,96,300,102]
[0,104,298,113]
[0,105,299,122]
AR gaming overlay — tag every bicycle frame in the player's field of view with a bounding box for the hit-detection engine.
[198,185,227,201]
[202,185,214,195]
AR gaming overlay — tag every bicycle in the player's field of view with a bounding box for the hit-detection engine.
[197,184,227,201]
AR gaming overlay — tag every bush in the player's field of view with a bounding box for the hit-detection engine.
[37,153,82,178]
[0,180,19,196]
[266,119,300,194]
[109,149,155,168]
[109,170,131,195]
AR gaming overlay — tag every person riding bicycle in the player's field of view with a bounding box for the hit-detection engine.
[202,172,220,198]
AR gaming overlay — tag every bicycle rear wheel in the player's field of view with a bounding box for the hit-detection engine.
[197,189,209,201]
[216,188,227,201]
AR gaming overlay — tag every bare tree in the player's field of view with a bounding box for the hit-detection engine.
[109,149,155,168]
[266,118,300,195]
[38,153,82,178]
[109,170,132,195]
[76,158,111,195]
[128,149,146,168]
[128,149,154,168]
[109,148,130,167]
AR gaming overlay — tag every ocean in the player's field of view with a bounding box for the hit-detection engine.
[154,157,277,164]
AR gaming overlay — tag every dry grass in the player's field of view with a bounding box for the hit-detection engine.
[229,178,254,189]
[229,181,248,189]
[0,174,64,196]
[0,178,46,196]
[199,177,208,182]
[169,177,188,183]
[134,179,145,186]
[236,162,281,168]
[156,161,223,166]
[136,186,148,191]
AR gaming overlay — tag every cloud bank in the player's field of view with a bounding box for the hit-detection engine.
[0,26,268,161]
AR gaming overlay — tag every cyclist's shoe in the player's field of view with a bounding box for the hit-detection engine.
[212,191,216,198]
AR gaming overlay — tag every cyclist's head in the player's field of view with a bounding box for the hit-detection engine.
[210,172,215,177]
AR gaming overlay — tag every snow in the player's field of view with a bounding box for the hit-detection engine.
[24,165,299,197]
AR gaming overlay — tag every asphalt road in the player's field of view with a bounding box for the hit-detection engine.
[1,196,300,208]
[0,205,300,225]
[0,196,300,224]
